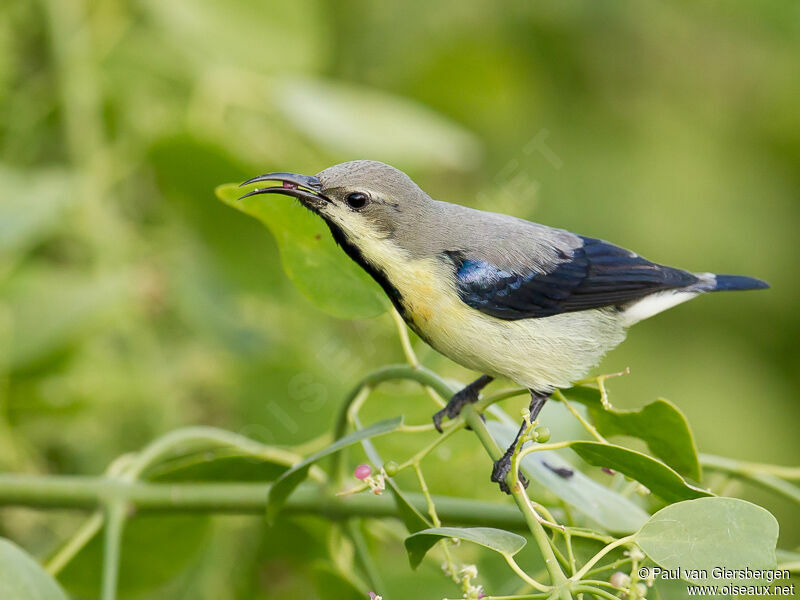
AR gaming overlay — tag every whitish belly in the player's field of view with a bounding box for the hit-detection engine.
[394,260,627,390]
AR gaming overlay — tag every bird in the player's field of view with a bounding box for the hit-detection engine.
[239,160,769,493]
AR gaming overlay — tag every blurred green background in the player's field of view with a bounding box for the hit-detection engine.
[1,0,798,598]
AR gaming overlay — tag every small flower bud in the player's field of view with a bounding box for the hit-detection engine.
[367,470,386,495]
[383,460,399,476]
[625,548,645,562]
[610,571,631,588]
[354,464,372,480]
[534,425,551,442]
[460,564,478,579]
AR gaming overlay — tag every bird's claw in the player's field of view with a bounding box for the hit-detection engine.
[432,409,447,433]
[491,453,528,495]
[432,387,478,433]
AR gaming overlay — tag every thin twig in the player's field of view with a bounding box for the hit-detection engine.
[553,390,607,444]
[100,501,127,600]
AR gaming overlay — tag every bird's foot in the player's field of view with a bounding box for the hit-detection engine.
[491,452,528,495]
[432,375,494,433]
[433,388,479,433]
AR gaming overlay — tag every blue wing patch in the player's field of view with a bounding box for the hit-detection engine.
[449,237,699,320]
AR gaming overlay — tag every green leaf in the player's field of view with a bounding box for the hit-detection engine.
[216,183,388,319]
[267,417,403,523]
[272,77,482,171]
[563,387,700,480]
[569,441,711,504]
[636,497,779,585]
[488,421,650,533]
[386,479,432,533]
[0,538,69,600]
[309,562,369,600]
[404,527,526,569]
[57,515,210,599]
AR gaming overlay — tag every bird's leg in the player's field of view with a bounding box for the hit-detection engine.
[433,375,494,433]
[491,389,550,494]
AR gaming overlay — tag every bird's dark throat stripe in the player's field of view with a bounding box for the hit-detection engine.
[324,221,408,318]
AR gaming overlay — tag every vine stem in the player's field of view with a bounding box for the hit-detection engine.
[0,475,532,528]
[517,441,573,461]
[100,501,127,600]
[461,405,571,600]
[583,557,632,578]
[391,309,419,369]
[572,586,622,600]
[413,463,440,526]
[571,535,636,581]
[474,388,529,412]
[700,454,800,503]
[121,426,307,481]
[390,309,446,408]
[331,363,457,482]
[504,553,551,593]
[46,511,104,575]
[700,453,800,481]
[552,390,607,444]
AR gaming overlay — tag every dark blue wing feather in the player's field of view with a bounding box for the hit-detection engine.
[449,237,699,320]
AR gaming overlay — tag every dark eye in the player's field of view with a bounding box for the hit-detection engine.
[345,192,369,210]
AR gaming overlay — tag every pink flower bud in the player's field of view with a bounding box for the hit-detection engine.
[354,464,372,480]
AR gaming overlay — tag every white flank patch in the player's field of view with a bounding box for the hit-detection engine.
[620,291,699,326]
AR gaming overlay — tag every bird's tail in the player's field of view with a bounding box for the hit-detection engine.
[694,273,770,292]
[620,272,768,326]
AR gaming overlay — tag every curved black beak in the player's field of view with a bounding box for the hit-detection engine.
[238,172,328,208]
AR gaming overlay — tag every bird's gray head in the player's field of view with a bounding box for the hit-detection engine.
[240,160,433,250]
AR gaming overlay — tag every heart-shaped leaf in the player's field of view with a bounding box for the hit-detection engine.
[0,538,69,600]
[216,183,388,319]
[563,387,700,480]
[636,497,778,585]
[404,527,526,569]
[267,417,403,523]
